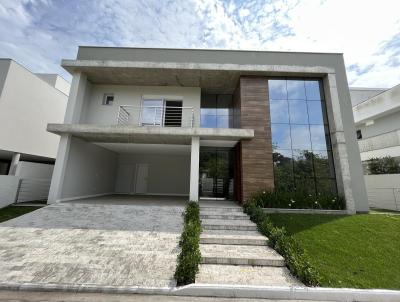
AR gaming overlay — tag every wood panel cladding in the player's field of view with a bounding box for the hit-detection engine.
[234,77,274,203]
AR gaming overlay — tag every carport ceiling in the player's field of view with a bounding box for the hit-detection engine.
[95,143,191,155]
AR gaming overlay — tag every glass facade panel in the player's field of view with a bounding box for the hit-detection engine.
[201,94,233,128]
[271,124,291,149]
[270,100,289,123]
[287,80,306,100]
[288,100,308,124]
[307,101,325,125]
[290,125,312,150]
[305,81,322,101]
[269,80,287,99]
[269,79,337,195]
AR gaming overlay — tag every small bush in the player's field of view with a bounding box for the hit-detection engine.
[174,201,202,286]
[367,156,400,174]
[247,190,345,210]
[244,203,320,286]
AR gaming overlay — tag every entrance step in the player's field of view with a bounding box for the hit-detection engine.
[199,206,243,213]
[201,219,257,231]
[199,200,240,207]
[200,232,268,246]
[200,244,285,266]
[200,212,249,220]
[196,264,301,286]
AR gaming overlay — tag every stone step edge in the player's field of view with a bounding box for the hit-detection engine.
[201,256,285,267]
[200,237,268,246]
[202,225,257,231]
[200,215,249,220]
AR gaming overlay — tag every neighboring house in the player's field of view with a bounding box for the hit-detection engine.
[350,85,400,211]
[351,84,400,162]
[47,47,368,213]
[0,59,69,208]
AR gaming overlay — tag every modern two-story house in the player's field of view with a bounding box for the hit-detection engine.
[47,47,368,213]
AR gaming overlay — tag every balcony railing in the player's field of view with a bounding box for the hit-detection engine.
[117,105,195,127]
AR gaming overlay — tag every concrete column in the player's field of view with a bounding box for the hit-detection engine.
[8,153,20,175]
[189,136,200,201]
[63,72,89,124]
[47,135,71,204]
[324,74,357,214]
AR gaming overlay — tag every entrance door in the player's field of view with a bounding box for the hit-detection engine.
[135,163,149,194]
[199,148,234,200]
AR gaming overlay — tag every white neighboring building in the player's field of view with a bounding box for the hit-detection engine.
[350,85,400,211]
[0,59,69,208]
[351,85,400,162]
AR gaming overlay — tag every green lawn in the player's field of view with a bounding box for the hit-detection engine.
[268,213,400,289]
[0,205,42,223]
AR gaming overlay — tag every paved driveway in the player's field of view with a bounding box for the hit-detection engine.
[0,195,185,288]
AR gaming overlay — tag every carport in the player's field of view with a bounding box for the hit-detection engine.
[47,124,253,203]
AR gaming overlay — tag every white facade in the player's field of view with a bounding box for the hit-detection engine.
[351,84,400,161]
[0,59,69,208]
[0,59,69,162]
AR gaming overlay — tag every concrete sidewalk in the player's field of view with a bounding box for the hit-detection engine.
[0,290,330,302]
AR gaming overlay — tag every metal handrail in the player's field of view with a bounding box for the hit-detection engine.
[117,105,195,127]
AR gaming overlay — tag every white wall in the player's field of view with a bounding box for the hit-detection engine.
[364,174,400,211]
[116,153,190,196]
[15,161,54,179]
[81,85,201,127]
[349,87,386,106]
[0,175,19,208]
[35,73,71,96]
[60,137,118,201]
[0,60,68,159]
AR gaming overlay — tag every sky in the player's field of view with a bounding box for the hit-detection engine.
[0,0,399,88]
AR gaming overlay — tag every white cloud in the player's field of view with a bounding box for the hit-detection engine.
[0,0,399,88]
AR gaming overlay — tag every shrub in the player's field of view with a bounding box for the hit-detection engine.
[244,203,320,286]
[174,201,202,286]
[247,190,345,210]
[367,156,400,174]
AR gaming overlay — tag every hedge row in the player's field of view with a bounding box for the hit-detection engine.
[174,201,202,286]
[244,202,320,286]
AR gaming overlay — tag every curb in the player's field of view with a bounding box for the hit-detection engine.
[0,282,399,302]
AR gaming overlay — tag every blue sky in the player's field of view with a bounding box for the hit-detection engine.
[1,0,399,88]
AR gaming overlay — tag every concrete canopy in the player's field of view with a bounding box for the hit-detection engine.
[47,123,254,145]
[61,47,338,94]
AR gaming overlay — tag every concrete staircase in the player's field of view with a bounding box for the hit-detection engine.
[196,200,301,287]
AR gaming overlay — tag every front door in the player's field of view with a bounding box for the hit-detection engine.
[199,147,234,200]
[135,163,149,194]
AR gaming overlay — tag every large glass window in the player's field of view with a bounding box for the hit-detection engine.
[269,79,337,195]
[201,94,233,128]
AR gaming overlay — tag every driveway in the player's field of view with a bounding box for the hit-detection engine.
[0,195,186,288]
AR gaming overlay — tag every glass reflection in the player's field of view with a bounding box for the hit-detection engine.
[287,80,306,100]
[271,124,291,149]
[201,94,233,128]
[305,81,322,100]
[289,100,308,124]
[269,80,287,99]
[290,125,311,150]
[310,125,328,150]
[270,100,289,123]
[269,79,337,195]
[307,101,325,124]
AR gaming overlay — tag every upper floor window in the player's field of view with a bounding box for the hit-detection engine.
[102,93,114,105]
[356,129,362,140]
[269,79,337,195]
[141,99,183,127]
[201,94,233,128]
